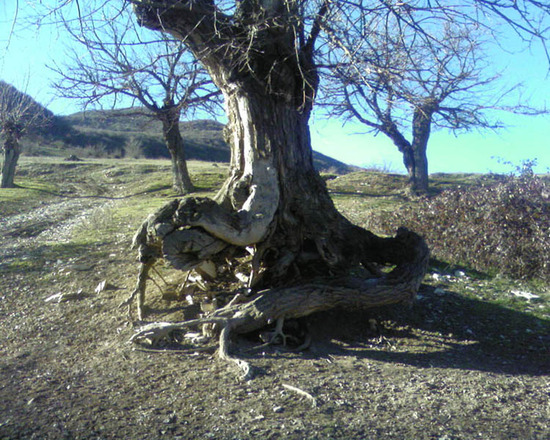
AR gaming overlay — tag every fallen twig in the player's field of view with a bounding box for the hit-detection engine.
[132,345,216,354]
[282,383,317,407]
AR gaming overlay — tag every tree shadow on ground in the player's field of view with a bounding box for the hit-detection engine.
[302,284,550,376]
[17,183,174,200]
[328,190,407,200]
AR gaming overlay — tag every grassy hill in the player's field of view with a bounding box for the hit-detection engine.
[61,109,230,162]
[22,107,355,173]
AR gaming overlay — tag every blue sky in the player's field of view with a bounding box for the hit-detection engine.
[1,1,548,174]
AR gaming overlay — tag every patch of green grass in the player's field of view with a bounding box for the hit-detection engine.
[422,265,550,321]
[2,257,40,273]
[190,173,227,193]
[0,180,60,215]
[327,170,409,196]
[477,278,550,319]
[69,197,177,249]
[42,242,100,260]
[0,180,59,199]
[429,172,489,192]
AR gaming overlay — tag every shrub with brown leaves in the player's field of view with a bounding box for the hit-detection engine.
[377,175,550,281]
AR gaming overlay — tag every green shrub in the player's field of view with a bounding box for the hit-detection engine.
[374,174,550,281]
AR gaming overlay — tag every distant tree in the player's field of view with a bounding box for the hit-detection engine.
[125,135,145,159]
[0,81,52,188]
[323,21,541,194]
[51,6,221,194]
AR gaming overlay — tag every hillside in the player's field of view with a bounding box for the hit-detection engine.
[61,109,230,162]
[25,107,355,173]
[0,81,70,137]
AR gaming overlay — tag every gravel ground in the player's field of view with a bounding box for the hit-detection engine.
[1,170,549,439]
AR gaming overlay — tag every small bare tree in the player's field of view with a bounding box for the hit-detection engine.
[51,5,221,194]
[125,135,145,159]
[0,81,52,188]
[323,20,542,194]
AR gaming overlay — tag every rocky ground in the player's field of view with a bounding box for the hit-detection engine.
[0,159,548,439]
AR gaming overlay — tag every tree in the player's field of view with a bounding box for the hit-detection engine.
[322,13,546,194]
[51,6,221,194]
[323,22,491,194]
[0,81,53,188]
[113,0,547,376]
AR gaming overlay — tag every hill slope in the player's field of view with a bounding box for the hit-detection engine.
[27,107,355,173]
[0,81,70,138]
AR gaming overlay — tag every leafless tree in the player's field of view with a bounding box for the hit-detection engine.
[0,81,53,188]
[51,5,221,194]
[31,0,550,376]
[322,19,543,194]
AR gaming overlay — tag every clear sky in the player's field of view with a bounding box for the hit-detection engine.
[1,1,548,175]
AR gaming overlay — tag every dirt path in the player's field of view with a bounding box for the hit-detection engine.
[1,188,549,439]
[1,197,115,262]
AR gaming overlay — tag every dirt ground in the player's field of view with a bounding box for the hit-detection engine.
[1,166,549,439]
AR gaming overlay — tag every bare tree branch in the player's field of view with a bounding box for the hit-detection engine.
[320,10,547,193]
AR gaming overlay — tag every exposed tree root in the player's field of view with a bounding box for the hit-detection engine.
[119,260,154,321]
[282,383,317,407]
[126,156,429,378]
[130,227,429,379]
[250,318,312,352]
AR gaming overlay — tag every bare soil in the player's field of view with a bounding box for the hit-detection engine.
[1,161,549,439]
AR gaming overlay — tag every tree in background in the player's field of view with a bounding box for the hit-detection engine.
[0,81,53,188]
[51,6,221,194]
[322,18,543,195]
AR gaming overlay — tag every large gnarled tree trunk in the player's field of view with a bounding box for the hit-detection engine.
[127,0,429,378]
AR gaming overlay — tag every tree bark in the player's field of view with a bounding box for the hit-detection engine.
[383,106,432,195]
[1,131,21,188]
[159,109,195,194]
[410,143,429,195]
[129,3,430,370]
[379,121,418,190]
[410,106,433,195]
